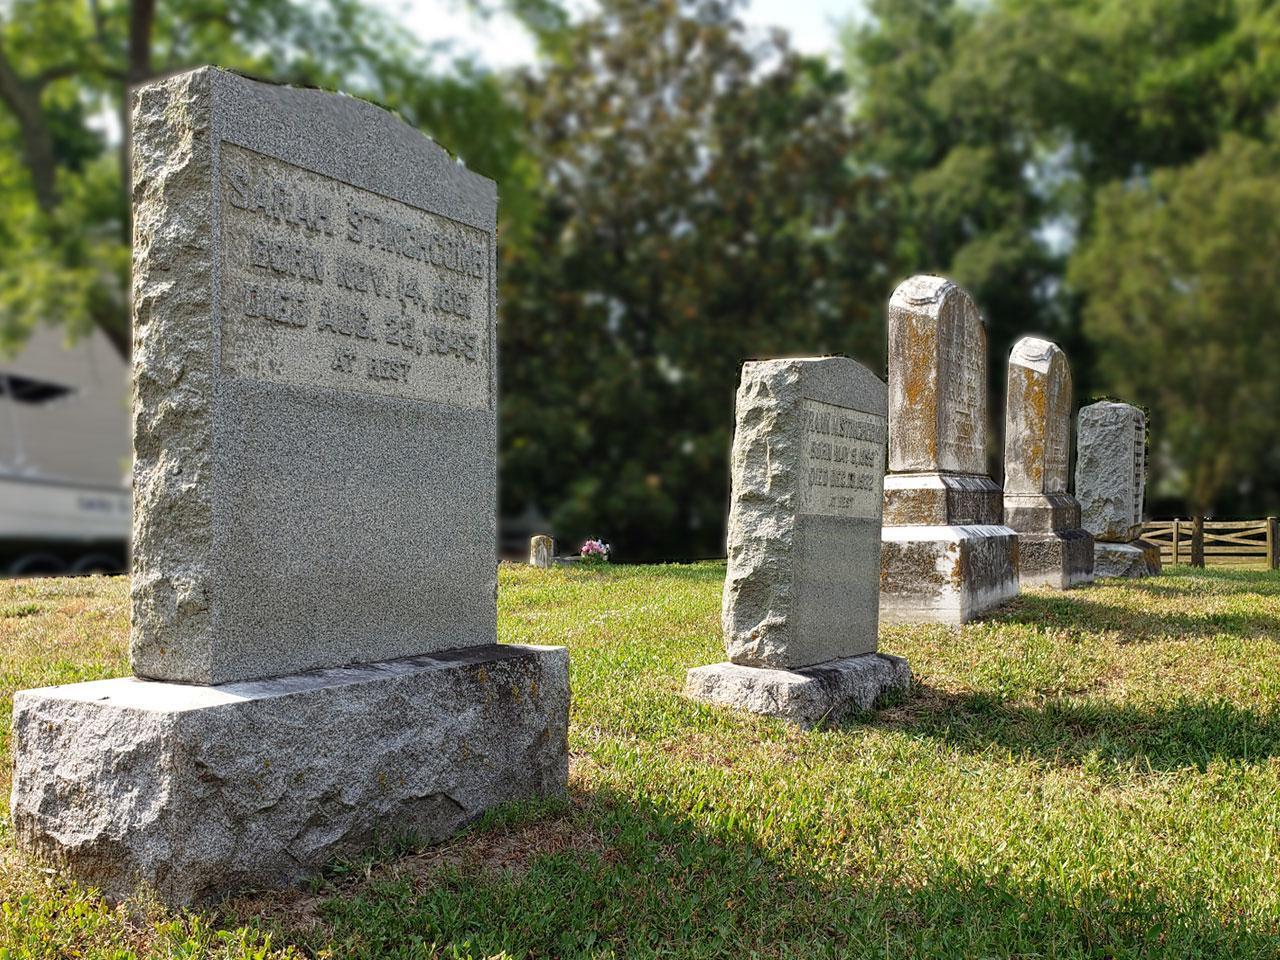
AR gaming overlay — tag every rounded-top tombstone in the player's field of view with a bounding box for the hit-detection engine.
[1001,335,1093,589]
[879,275,1019,624]
[1003,337,1072,496]
[887,274,988,476]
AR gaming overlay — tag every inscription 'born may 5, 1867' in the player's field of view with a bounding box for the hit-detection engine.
[219,143,491,409]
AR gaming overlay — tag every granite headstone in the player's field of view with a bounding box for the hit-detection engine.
[1002,336,1094,588]
[879,276,1019,624]
[1076,400,1161,577]
[685,356,910,726]
[9,67,570,906]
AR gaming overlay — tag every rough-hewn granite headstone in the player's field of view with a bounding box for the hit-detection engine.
[1002,337,1093,588]
[529,535,554,569]
[9,67,569,906]
[879,276,1019,624]
[685,357,909,726]
[1076,400,1161,578]
[128,69,500,686]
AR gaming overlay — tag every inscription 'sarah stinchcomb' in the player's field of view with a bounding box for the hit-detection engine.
[8,66,569,908]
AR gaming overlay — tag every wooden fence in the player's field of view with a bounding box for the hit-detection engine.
[1140,518,1279,569]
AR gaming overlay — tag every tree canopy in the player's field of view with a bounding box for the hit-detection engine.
[845,0,1280,515]
[500,0,890,558]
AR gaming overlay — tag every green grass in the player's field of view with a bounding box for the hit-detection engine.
[3,564,1280,958]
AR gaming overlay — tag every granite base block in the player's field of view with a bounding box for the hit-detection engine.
[9,644,569,906]
[1094,539,1161,579]
[685,653,911,728]
[880,524,1020,625]
[1017,528,1094,589]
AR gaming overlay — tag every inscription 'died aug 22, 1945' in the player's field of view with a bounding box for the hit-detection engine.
[218,142,491,409]
[799,398,885,520]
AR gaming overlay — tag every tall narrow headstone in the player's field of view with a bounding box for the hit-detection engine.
[1076,401,1161,577]
[879,276,1019,623]
[9,67,569,906]
[685,356,909,726]
[1002,337,1093,588]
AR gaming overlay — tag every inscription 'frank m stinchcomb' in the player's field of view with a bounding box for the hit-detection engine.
[800,399,885,520]
[219,143,491,408]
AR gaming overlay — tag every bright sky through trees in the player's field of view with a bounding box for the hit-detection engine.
[374,0,857,66]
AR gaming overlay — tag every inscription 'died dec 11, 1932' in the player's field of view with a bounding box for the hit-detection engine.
[800,398,885,520]
[218,142,491,409]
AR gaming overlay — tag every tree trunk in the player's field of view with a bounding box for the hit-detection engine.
[0,48,59,214]
[119,0,156,239]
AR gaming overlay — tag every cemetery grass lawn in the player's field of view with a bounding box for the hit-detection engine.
[2,567,1280,959]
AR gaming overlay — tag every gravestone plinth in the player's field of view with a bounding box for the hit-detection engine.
[685,357,909,726]
[1076,401,1160,578]
[1002,337,1093,589]
[879,276,1019,624]
[9,67,569,906]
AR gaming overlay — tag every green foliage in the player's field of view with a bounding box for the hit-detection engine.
[501,0,889,560]
[1070,135,1280,512]
[845,0,1280,513]
[0,0,530,357]
[6,0,1280,539]
[4,567,1280,956]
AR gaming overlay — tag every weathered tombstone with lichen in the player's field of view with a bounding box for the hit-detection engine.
[1002,337,1094,588]
[879,275,1020,623]
[8,67,569,906]
[685,356,910,726]
[1075,400,1161,577]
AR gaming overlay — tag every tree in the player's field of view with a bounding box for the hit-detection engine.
[843,0,1059,445]
[0,0,532,357]
[845,0,1280,515]
[500,0,892,560]
[1069,135,1280,514]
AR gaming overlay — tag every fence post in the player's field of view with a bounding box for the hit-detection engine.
[1172,519,1181,566]
[1268,516,1278,571]
[1192,515,1205,568]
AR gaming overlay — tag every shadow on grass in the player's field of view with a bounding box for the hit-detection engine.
[1137,565,1280,593]
[254,786,1279,959]
[987,579,1280,643]
[876,683,1280,772]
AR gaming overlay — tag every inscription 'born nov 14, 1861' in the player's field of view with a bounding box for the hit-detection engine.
[800,398,885,520]
[219,143,491,409]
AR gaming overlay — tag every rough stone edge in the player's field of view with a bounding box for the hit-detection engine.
[129,69,217,683]
[720,360,804,666]
[685,653,910,729]
[10,644,569,906]
[1094,539,1160,578]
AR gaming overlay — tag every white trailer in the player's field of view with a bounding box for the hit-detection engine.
[0,325,130,575]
